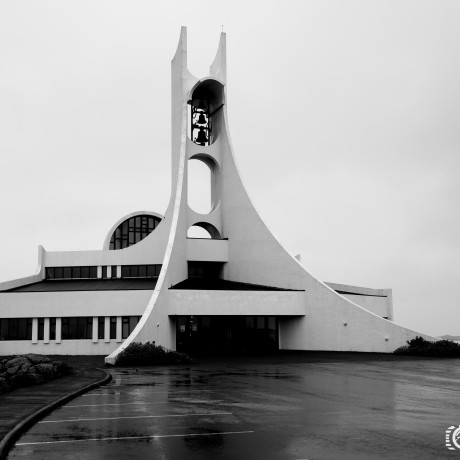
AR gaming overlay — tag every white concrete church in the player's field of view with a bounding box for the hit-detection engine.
[0,28,436,363]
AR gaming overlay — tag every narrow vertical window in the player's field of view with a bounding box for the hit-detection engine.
[50,318,56,340]
[98,317,105,340]
[38,318,44,340]
[122,317,129,339]
[110,317,117,340]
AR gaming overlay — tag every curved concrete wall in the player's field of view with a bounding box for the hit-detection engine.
[105,28,438,365]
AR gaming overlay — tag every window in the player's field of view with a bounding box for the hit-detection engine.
[110,317,117,340]
[61,317,93,340]
[50,318,56,340]
[120,265,161,278]
[122,316,141,339]
[38,318,44,340]
[46,266,98,280]
[188,263,204,278]
[122,317,129,339]
[109,215,162,250]
[187,262,222,278]
[98,317,105,340]
[245,317,254,328]
[0,318,33,341]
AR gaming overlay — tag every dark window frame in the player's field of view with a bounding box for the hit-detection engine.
[45,266,99,280]
[61,317,93,340]
[38,318,45,340]
[0,318,33,341]
[120,265,161,279]
[109,215,161,251]
[110,316,117,340]
[50,318,56,340]
[98,317,105,340]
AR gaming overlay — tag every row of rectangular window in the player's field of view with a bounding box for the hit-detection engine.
[45,265,162,280]
[0,316,141,341]
[121,265,161,278]
[46,266,97,280]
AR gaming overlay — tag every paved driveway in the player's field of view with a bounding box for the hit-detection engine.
[8,354,460,459]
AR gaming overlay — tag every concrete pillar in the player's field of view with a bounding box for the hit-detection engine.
[44,317,50,344]
[116,266,121,278]
[97,266,102,279]
[107,266,112,278]
[116,316,122,343]
[55,318,62,343]
[104,317,110,343]
[92,316,98,343]
[32,318,38,344]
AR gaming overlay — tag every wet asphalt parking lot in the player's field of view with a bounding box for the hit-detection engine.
[7,353,460,459]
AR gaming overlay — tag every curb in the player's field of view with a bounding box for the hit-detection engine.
[0,367,112,460]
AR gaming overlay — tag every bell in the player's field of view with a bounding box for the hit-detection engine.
[197,113,207,124]
[196,127,208,144]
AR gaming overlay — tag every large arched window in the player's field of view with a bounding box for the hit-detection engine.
[109,214,162,250]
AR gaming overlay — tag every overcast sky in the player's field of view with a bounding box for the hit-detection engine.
[0,1,459,337]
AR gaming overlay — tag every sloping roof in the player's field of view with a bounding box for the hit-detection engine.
[170,278,303,291]
[4,277,302,293]
[5,278,158,292]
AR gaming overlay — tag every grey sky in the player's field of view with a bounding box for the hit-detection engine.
[0,1,459,336]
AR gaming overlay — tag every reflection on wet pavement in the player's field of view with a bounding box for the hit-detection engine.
[8,354,460,459]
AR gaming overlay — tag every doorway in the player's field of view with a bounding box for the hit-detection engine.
[175,316,278,354]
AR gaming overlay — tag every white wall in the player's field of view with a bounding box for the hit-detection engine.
[169,290,306,316]
[324,281,393,319]
[0,290,152,317]
[339,293,390,319]
[0,339,122,356]
[186,238,228,262]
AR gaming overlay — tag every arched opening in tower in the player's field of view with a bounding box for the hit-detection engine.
[188,159,212,214]
[187,222,221,239]
[188,79,224,146]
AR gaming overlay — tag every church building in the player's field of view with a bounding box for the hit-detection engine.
[0,28,436,362]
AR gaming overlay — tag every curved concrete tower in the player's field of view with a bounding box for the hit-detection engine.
[104,28,436,364]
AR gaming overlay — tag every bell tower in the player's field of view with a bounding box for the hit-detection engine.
[105,27,436,364]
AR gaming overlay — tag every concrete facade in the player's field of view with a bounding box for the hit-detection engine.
[0,28,437,360]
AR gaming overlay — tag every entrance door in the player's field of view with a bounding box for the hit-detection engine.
[175,316,278,354]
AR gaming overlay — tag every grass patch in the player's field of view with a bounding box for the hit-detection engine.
[114,342,193,366]
[394,336,460,357]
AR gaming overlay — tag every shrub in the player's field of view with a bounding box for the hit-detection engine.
[115,342,193,366]
[394,336,460,357]
[0,355,72,393]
